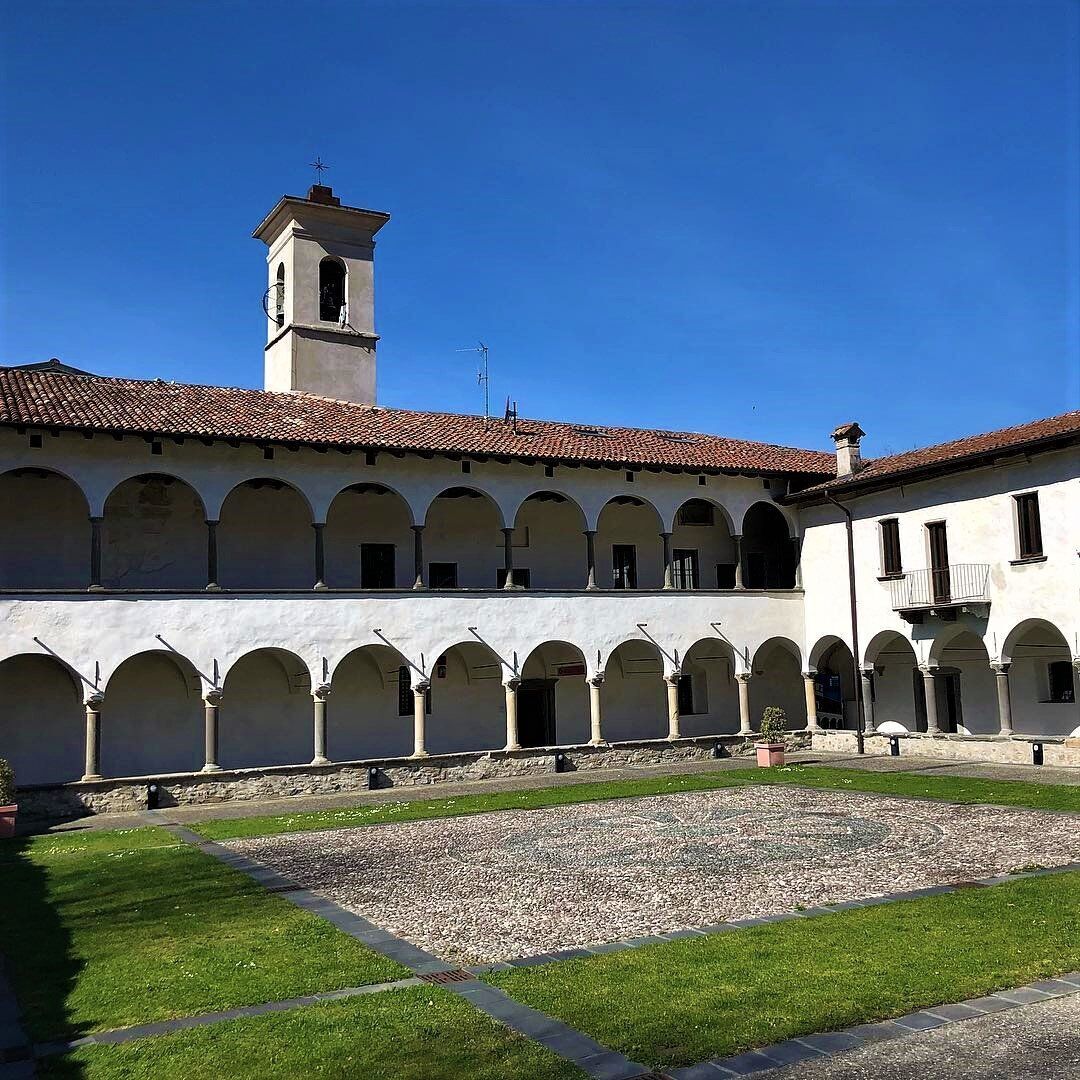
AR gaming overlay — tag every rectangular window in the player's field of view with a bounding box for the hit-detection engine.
[672,548,699,589]
[360,544,395,589]
[716,563,737,589]
[1015,492,1043,559]
[677,674,698,715]
[428,562,458,589]
[397,666,431,715]
[497,568,531,588]
[612,545,637,589]
[1048,661,1075,703]
[880,519,902,577]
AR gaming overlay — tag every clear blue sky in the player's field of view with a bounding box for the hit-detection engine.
[2,1,1078,457]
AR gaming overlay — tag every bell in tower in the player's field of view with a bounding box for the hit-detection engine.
[253,183,390,404]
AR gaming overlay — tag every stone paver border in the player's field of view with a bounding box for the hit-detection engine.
[666,972,1080,1078]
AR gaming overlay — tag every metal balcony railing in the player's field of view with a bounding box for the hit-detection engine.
[889,563,991,611]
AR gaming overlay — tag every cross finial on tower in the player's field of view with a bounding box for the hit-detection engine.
[309,156,329,183]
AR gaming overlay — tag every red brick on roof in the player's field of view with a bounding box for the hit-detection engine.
[0,367,837,476]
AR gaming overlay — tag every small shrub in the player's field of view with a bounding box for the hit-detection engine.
[0,759,14,806]
[759,706,788,744]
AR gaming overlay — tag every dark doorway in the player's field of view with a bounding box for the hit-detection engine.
[360,543,395,588]
[939,670,963,732]
[927,521,950,602]
[612,544,637,589]
[518,679,556,746]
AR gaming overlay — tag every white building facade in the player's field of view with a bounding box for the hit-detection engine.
[1,185,1078,813]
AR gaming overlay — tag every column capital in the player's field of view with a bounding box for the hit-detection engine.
[664,669,681,685]
[990,661,1010,676]
[735,671,753,683]
[659,530,673,539]
[588,672,605,688]
[84,690,104,710]
[1072,656,1080,673]
[204,518,219,527]
[410,523,425,533]
[313,683,332,701]
[731,532,743,541]
[919,664,938,677]
[860,666,876,678]
[203,687,222,707]
[503,676,521,692]
[412,679,431,695]
[801,670,817,681]
[88,514,104,524]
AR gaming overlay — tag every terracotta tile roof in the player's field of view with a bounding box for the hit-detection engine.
[0,367,836,476]
[795,409,1080,498]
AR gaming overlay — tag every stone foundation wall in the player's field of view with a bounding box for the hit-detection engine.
[811,730,1080,768]
[16,734,806,822]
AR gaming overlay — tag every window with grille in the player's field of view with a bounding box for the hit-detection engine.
[1015,492,1043,559]
[397,667,432,715]
[879,519,902,577]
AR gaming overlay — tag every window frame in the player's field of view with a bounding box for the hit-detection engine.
[878,518,903,579]
[1013,491,1044,561]
[1047,661,1075,704]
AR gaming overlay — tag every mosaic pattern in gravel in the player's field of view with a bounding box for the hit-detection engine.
[228,788,1080,964]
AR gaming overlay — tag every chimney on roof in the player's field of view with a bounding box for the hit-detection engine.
[307,184,341,207]
[831,422,866,477]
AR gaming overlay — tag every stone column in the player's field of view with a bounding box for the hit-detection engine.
[312,684,331,764]
[921,666,941,734]
[503,677,521,751]
[205,520,221,591]
[584,530,598,591]
[501,527,516,589]
[732,534,744,590]
[991,662,1013,737]
[803,671,821,732]
[860,669,876,733]
[201,689,222,772]
[412,680,430,758]
[82,693,103,780]
[736,672,753,735]
[312,523,328,590]
[411,525,425,589]
[88,516,104,592]
[588,673,605,744]
[661,532,674,590]
[790,535,803,589]
[665,671,681,739]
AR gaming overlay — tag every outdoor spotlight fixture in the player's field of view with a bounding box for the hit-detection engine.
[712,741,726,759]
[889,735,900,757]
[367,766,380,790]
[146,781,159,810]
[554,752,566,773]
[1032,743,1044,766]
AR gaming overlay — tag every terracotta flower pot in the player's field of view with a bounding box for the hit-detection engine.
[0,805,17,839]
[756,743,785,768]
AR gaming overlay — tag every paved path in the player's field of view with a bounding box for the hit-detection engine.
[760,993,1080,1079]
[34,748,1080,836]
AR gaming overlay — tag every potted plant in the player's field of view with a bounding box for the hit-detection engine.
[0,759,16,838]
[756,706,787,767]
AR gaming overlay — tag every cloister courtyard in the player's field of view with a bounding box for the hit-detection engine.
[2,754,1079,1080]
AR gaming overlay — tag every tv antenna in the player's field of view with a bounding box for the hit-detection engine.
[455,341,490,425]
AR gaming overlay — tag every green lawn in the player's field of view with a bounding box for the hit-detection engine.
[0,827,408,1042]
[191,763,1080,840]
[37,987,587,1080]
[486,871,1080,1071]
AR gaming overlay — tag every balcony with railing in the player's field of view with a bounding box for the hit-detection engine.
[889,563,991,616]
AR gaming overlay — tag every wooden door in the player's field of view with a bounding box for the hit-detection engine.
[927,522,950,602]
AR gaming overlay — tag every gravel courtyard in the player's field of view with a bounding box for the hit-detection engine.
[229,787,1080,964]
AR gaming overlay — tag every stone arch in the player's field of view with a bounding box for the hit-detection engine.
[520,640,589,745]
[427,640,504,753]
[101,473,207,589]
[511,491,588,589]
[0,467,91,589]
[424,487,505,588]
[741,501,795,589]
[218,478,314,589]
[809,636,857,728]
[0,652,84,784]
[669,498,737,589]
[928,629,994,735]
[601,638,665,740]
[680,637,739,735]
[863,631,923,734]
[319,256,347,322]
[102,650,203,776]
[220,648,312,769]
[595,495,665,590]
[329,643,415,760]
[325,482,415,589]
[999,619,1075,736]
[750,637,807,731]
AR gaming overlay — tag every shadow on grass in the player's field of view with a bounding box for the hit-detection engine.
[0,835,85,1076]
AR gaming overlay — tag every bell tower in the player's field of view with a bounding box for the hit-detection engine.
[253,185,390,404]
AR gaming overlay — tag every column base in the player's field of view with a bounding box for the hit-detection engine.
[588,738,607,747]
[200,763,223,773]
[81,773,102,782]
[313,583,329,592]
[410,749,430,759]
[504,743,522,752]
[584,583,600,592]
[412,582,427,591]
[87,585,105,593]
[310,755,331,766]
[205,583,222,592]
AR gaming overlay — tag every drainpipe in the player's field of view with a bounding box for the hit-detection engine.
[825,492,866,754]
